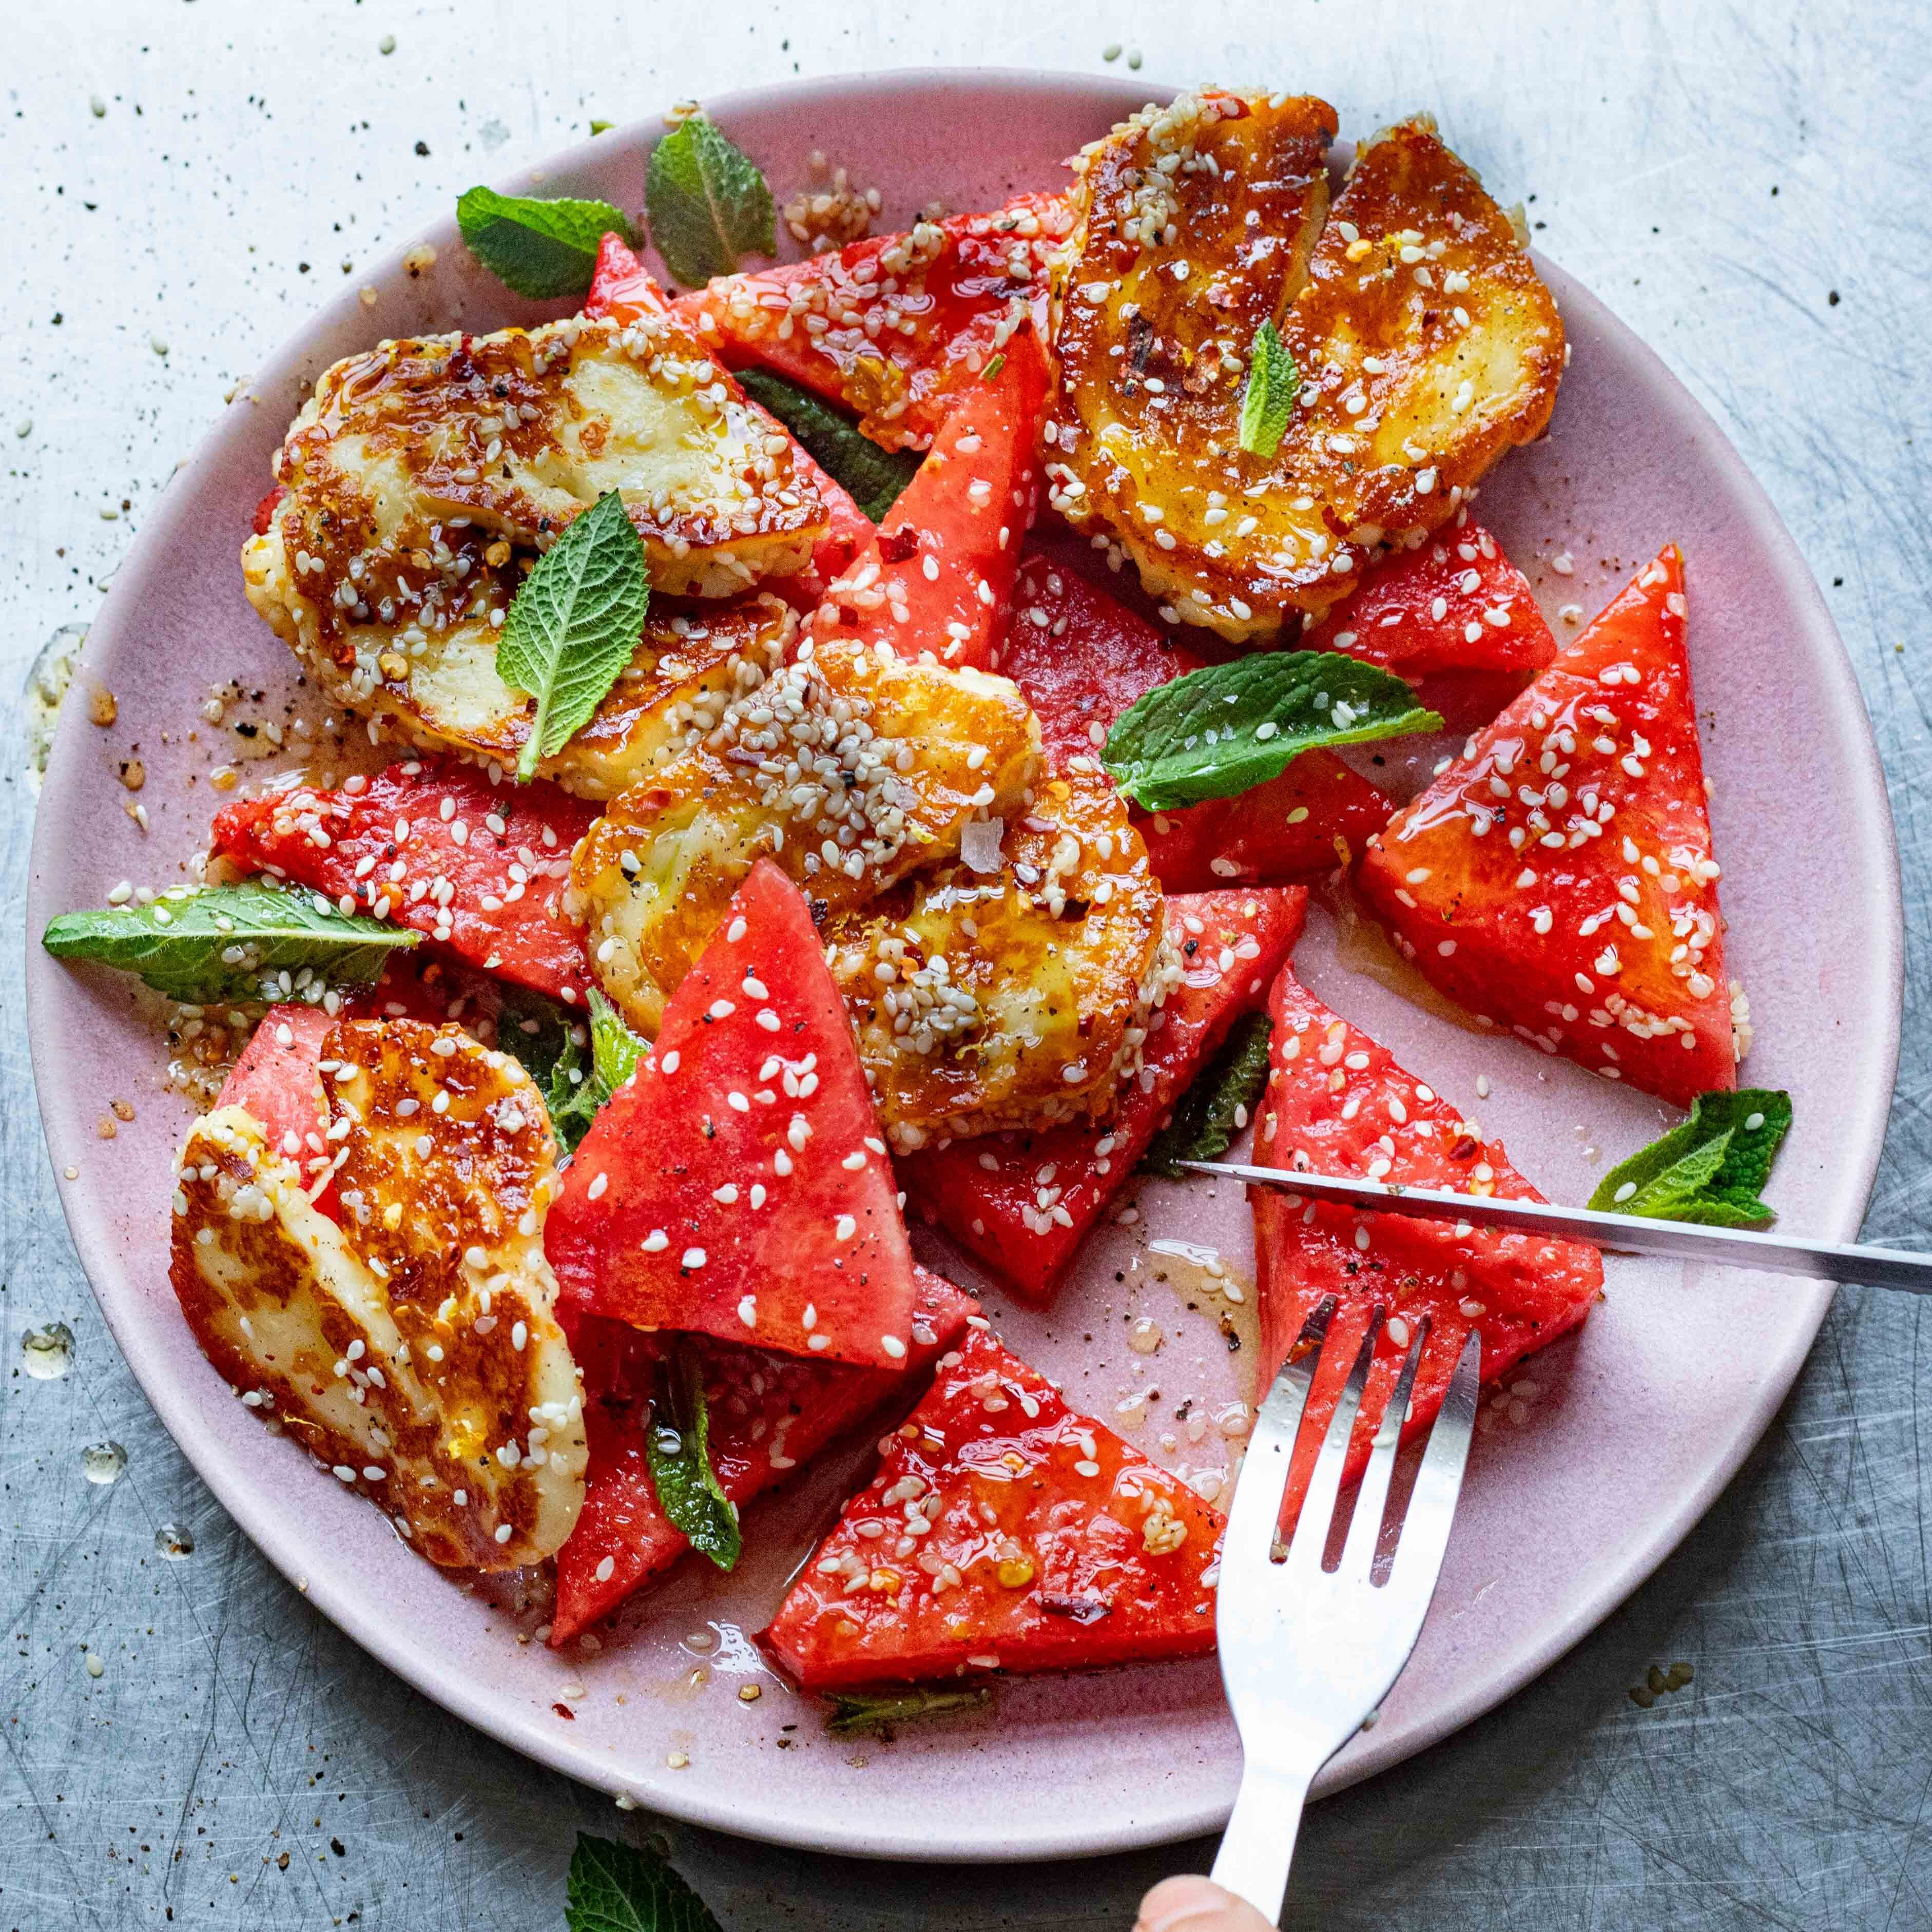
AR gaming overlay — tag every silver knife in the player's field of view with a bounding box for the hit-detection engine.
[1174,1160,1932,1296]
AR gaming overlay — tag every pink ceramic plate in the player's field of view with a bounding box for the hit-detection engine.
[27,71,1902,1861]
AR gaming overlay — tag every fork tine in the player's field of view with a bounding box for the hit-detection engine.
[1337,1315,1432,1584]
[1217,1297,1337,1595]
[1377,1329,1482,1623]
[1283,1309,1382,1584]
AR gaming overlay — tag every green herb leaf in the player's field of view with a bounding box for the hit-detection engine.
[544,1029,600,1152]
[735,369,922,523]
[495,491,651,781]
[824,1685,992,1738]
[589,120,615,138]
[1588,1089,1793,1227]
[982,352,1007,382]
[1238,320,1299,459]
[1142,1012,1273,1177]
[492,986,581,1093]
[455,187,637,299]
[565,1832,724,1932]
[590,987,647,1093]
[646,1343,741,1570]
[542,990,646,1152]
[42,883,417,1004]
[644,112,775,289]
[1102,651,1443,813]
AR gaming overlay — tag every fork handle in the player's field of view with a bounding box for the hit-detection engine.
[1210,1756,1314,1924]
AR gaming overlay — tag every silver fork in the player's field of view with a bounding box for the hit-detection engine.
[1210,1296,1483,1922]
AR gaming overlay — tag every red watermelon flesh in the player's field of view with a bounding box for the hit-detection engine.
[212,760,600,1005]
[545,859,917,1370]
[551,1267,979,1646]
[899,887,1306,1301]
[812,327,1049,670]
[1251,964,1601,1524]
[1357,546,1735,1109]
[760,1327,1223,1690]
[1302,514,1557,682]
[214,1003,340,1219]
[999,554,1396,886]
[670,195,1073,451]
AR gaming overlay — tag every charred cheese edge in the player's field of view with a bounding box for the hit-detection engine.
[574,639,1042,1036]
[1046,94,1564,641]
[296,591,795,801]
[242,312,825,731]
[170,1020,585,1570]
[827,770,1174,1150]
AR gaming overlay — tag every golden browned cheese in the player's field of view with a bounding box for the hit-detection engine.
[300,590,795,800]
[826,770,1173,1151]
[1046,96,1564,641]
[241,312,826,742]
[574,640,1042,1035]
[169,1020,585,1570]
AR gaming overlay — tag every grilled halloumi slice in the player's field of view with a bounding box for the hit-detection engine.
[243,312,825,728]
[1046,96,1564,642]
[574,639,1042,1035]
[826,770,1173,1150]
[293,591,795,800]
[170,1020,586,1570]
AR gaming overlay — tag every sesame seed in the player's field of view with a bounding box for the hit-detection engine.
[685,1248,708,1270]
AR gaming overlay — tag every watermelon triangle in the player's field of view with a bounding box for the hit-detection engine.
[760,1327,1223,1690]
[551,1266,979,1645]
[1251,965,1602,1520]
[812,329,1049,670]
[213,759,600,1004]
[669,196,1072,451]
[998,553,1397,887]
[546,859,917,1370]
[1357,547,1737,1110]
[899,887,1306,1300]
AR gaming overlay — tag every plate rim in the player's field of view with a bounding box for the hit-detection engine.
[24,65,1905,1862]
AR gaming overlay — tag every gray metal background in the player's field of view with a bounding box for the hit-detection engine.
[5,2,1929,1924]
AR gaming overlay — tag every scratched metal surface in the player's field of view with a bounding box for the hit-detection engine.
[4,1,1931,1925]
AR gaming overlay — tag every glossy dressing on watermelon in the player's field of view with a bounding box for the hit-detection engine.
[1251,965,1601,1516]
[899,888,1305,1300]
[213,760,599,1004]
[760,1328,1223,1690]
[1358,547,1736,1109]
[545,860,917,1370]
[813,329,1049,670]
[551,1268,978,1645]
[671,196,1072,450]
[998,554,1396,887]
[1302,513,1556,729]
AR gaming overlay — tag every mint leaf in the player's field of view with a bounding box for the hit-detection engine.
[1102,651,1443,812]
[565,1832,723,1932]
[1589,1089,1793,1227]
[1238,320,1298,459]
[543,990,646,1152]
[736,370,922,523]
[544,1028,600,1152]
[645,113,775,288]
[496,491,651,781]
[824,1685,991,1738]
[590,988,647,1093]
[646,1344,741,1570]
[42,883,417,1004]
[1142,1012,1273,1177]
[455,187,637,299]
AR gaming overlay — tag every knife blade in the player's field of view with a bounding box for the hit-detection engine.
[1173,1160,1932,1295]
